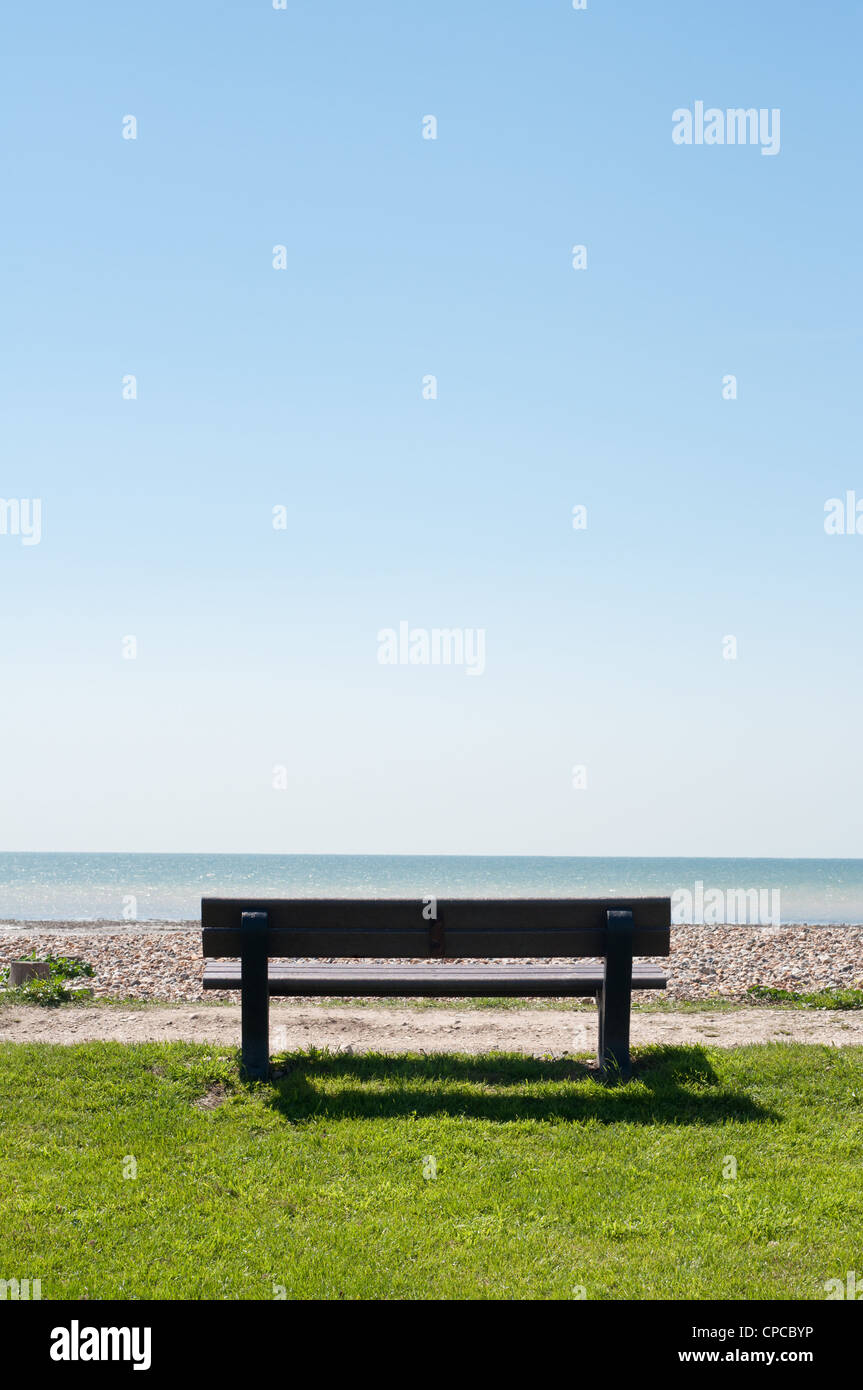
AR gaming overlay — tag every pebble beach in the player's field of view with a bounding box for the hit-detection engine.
[1,921,861,1003]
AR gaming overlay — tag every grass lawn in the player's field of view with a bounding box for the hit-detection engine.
[0,1041,860,1300]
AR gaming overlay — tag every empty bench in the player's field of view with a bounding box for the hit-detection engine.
[202,897,671,1080]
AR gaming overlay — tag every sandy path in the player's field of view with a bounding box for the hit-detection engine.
[1,1004,861,1053]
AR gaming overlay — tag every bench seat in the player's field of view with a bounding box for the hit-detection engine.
[203,961,668,996]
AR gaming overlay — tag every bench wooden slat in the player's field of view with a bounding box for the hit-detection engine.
[201,897,671,959]
[202,925,669,959]
[202,961,668,996]
[202,896,670,931]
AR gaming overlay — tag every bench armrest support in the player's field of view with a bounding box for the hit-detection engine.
[597,909,634,1077]
[241,911,270,1080]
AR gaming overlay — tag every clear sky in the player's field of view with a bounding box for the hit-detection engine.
[1,1,861,856]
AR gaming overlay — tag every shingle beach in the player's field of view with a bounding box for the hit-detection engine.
[1,922,860,1002]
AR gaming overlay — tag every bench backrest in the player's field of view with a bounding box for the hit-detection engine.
[201,898,671,959]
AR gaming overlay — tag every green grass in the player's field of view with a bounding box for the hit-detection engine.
[746,985,863,1010]
[0,1041,861,1300]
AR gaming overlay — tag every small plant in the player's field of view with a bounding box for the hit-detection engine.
[0,952,95,1005]
[8,976,81,1005]
[18,950,95,980]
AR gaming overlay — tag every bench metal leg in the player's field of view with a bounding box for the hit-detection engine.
[597,909,634,1077]
[595,987,605,1065]
[240,911,269,1080]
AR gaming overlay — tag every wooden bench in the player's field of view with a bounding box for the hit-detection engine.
[202,897,671,1080]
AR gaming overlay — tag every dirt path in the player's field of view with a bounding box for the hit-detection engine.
[1,1004,861,1053]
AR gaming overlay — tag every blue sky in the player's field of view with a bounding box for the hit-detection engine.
[1,1,861,856]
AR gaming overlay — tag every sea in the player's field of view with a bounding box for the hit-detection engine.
[0,854,862,925]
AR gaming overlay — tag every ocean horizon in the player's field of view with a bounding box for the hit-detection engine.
[1,853,862,925]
